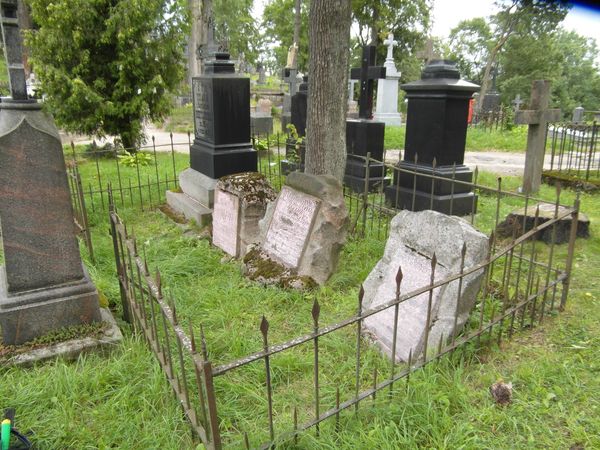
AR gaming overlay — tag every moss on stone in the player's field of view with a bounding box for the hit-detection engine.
[243,248,317,291]
[542,171,600,192]
[0,321,108,360]
[218,172,277,205]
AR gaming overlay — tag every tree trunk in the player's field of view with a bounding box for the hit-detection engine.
[188,0,202,84]
[305,0,351,182]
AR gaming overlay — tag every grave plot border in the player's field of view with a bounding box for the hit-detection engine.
[109,158,580,448]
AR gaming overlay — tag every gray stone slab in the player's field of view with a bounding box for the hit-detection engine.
[212,189,240,257]
[178,168,217,208]
[166,190,212,226]
[2,308,123,367]
[362,210,488,362]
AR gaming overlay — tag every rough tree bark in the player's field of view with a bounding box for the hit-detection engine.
[305,0,352,182]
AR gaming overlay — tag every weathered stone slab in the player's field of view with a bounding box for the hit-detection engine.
[263,186,320,268]
[496,203,590,244]
[213,172,276,258]
[250,172,349,286]
[363,210,488,362]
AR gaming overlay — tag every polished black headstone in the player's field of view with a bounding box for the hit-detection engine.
[190,52,257,179]
[385,60,479,215]
[291,76,308,137]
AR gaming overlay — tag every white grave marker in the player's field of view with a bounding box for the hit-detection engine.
[212,189,240,257]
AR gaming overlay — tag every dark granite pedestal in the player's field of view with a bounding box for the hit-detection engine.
[344,119,388,193]
[384,60,479,215]
[0,100,101,345]
[385,162,477,215]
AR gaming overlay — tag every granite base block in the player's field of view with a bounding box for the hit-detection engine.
[178,168,217,208]
[385,185,477,216]
[344,174,390,194]
[166,190,212,226]
[3,308,123,367]
[0,268,101,345]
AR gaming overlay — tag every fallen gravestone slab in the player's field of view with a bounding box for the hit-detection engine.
[212,172,276,258]
[244,172,349,287]
[362,210,488,362]
[496,203,589,244]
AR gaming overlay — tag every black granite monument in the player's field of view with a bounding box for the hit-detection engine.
[0,0,101,344]
[190,51,257,179]
[481,67,501,113]
[385,60,479,215]
[345,45,387,193]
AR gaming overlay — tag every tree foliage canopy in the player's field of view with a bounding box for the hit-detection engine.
[26,0,188,148]
[214,0,262,65]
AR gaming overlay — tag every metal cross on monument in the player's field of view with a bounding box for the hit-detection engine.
[350,44,386,120]
[515,80,561,194]
[0,0,27,100]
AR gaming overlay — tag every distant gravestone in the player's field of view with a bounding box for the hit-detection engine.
[212,173,277,258]
[244,173,349,287]
[257,62,266,85]
[251,98,273,135]
[347,78,358,118]
[512,94,524,113]
[572,106,584,124]
[374,33,402,126]
[363,210,488,362]
[514,80,561,194]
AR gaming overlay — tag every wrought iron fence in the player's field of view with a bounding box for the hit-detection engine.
[109,150,579,448]
[470,108,512,132]
[546,121,599,183]
[66,163,94,261]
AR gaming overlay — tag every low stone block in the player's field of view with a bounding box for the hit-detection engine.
[166,190,212,226]
[362,210,488,362]
[496,203,590,244]
[178,168,217,208]
[251,113,273,136]
[212,173,277,258]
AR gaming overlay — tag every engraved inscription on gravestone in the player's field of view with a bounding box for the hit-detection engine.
[193,78,214,141]
[212,189,240,257]
[264,187,320,268]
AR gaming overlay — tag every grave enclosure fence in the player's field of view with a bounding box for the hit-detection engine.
[546,121,599,184]
[107,147,579,448]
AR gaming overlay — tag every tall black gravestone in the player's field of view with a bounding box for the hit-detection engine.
[385,60,479,215]
[0,0,100,344]
[190,52,257,178]
[168,29,257,224]
[345,45,387,193]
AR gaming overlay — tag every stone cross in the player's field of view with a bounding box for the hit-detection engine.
[350,45,386,120]
[515,80,561,194]
[283,67,299,96]
[0,0,27,100]
[348,79,357,102]
[417,38,436,63]
[382,33,399,76]
[512,94,524,112]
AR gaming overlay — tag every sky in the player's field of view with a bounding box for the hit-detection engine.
[252,0,600,49]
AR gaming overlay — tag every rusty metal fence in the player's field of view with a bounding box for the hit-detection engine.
[109,152,580,448]
[546,121,599,183]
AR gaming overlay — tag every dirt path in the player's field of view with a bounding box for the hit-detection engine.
[63,125,547,177]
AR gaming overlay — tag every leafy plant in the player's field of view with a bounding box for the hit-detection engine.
[286,123,304,163]
[118,151,154,167]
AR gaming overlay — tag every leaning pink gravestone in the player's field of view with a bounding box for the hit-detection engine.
[0,2,100,345]
[211,173,277,258]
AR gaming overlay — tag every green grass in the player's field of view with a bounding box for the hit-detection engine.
[1,153,598,448]
[384,125,529,153]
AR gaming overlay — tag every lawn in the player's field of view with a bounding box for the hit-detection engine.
[0,152,598,449]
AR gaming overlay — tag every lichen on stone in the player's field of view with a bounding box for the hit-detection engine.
[242,247,317,291]
[218,172,277,206]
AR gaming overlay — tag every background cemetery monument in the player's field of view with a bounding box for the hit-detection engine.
[373,33,402,126]
[167,20,257,223]
[0,0,101,345]
[385,60,479,215]
[345,44,387,193]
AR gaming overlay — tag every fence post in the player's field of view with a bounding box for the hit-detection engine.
[202,361,222,450]
[109,188,131,323]
[560,193,580,311]
[75,164,94,263]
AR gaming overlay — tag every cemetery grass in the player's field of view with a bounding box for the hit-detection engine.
[384,125,529,153]
[0,160,599,447]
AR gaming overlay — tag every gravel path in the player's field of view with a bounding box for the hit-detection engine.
[63,125,545,177]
